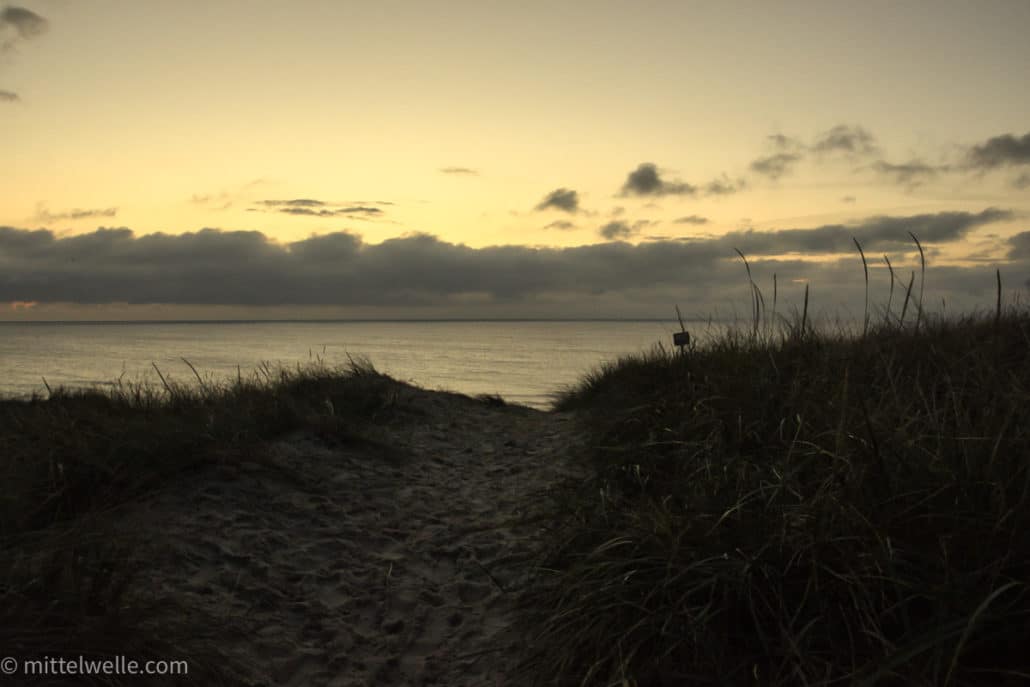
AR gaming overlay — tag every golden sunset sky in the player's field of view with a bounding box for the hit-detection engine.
[2,1,1029,320]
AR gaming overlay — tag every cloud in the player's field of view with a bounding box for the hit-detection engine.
[620,163,745,198]
[1014,173,1030,190]
[439,167,479,175]
[750,125,879,181]
[870,159,944,189]
[34,205,118,223]
[721,208,1011,255]
[191,192,233,210]
[674,215,708,225]
[599,221,633,240]
[768,134,805,151]
[1,5,47,42]
[812,125,878,156]
[1007,231,1030,259]
[598,219,654,240]
[966,132,1030,170]
[704,174,747,196]
[750,152,802,180]
[534,188,579,213]
[619,163,697,197]
[1,6,48,97]
[281,207,383,217]
[251,199,385,218]
[750,132,808,179]
[841,196,856,203]
[259,199,327,208]
[544,220,576,230]
[0,212,1016,316]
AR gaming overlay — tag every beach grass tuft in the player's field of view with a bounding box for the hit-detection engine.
[523,300,1030,685]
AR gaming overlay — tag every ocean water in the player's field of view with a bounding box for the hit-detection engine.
[0,320,695,409]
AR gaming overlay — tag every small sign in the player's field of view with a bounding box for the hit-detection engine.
[673,331,690,348]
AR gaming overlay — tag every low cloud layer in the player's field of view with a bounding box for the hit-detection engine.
[1007,231,1030,260]
[439,167,479,175]
[674,215,708,225]
[535,188,579,213]
[723,208,1011,255]
[0,209,1014,316]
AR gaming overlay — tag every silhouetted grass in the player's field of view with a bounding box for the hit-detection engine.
[0,357,397,685]
[524,306,1030,685]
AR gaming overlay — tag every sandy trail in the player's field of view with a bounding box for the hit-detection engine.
[128,383,582,686]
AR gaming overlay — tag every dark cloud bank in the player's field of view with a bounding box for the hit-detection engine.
[0,208,1019,317]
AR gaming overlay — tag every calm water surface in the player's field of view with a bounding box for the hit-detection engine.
[0,321,701,409]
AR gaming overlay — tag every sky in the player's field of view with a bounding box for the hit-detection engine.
[2,0,1029,321]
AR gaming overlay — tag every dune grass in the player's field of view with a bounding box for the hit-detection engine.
[0,357,398,685]
[521,302,1030,685]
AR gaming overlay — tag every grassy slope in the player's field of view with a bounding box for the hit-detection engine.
[0,359,398,685]
[6,303,1030,686]
[522,311,1030,686]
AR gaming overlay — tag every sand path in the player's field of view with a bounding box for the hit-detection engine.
[129,383,582,686]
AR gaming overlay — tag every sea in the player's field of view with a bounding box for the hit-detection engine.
[0,320,709,409]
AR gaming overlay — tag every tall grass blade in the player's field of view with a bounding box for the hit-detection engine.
[908,232,926,333]
[853,237,869,337]
[944,581,1023,687]
[734,248,759,337]
[801,282,809,339]
[900,271,915,328]
[181,357,206,392]
[883,255,896,327]
[996,268,1003,333]
[151,362,172,395]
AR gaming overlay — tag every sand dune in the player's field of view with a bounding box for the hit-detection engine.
[125,383,583,686]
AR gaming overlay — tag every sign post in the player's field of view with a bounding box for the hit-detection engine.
[674,305,690,353]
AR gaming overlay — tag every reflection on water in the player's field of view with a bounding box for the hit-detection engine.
[0,320,710,409]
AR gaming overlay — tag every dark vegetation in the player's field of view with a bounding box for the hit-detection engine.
[521,245,1030,685]
[4,233,1029,685]
[0,358,398,685]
